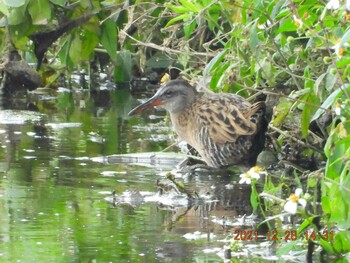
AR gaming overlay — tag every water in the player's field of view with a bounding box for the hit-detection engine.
[0,85,254,262]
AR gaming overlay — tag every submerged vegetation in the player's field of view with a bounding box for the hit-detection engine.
[0,0,349,260]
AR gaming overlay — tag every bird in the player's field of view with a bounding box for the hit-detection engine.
[128,79,267,168]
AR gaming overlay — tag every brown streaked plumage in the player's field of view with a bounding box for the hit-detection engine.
[128,79,267,168]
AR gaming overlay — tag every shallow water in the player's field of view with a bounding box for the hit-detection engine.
[0,84,265,262]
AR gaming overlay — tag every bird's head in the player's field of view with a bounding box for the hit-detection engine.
[128,79,198,116]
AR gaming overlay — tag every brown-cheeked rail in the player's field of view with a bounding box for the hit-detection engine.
[128,79,267,168]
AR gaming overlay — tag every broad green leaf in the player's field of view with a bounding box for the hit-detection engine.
[114,50,132,82]
[321,196,331,213]
[329,194,346,225]
[3,0,26,7]
[28,0,51,25]
[183,20,196,39]
[318,239,335,254]
[69,34,82,65]
[0,2,9,16]
[58,39,73,70]
[334,231,350,253]
[277,18,297,33]
[101,19,117,63]
[81,31,99,61]
[337,57,350,68]
[8,4,27,25]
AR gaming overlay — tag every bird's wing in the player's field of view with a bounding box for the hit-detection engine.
[196,98,265,144]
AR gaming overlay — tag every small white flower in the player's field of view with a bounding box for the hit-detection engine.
[284,188,307,214]
[335,103,342,115]
[346,0,350,10]
[326,0,340,9]
[249,166,268,177]
[332,42,348,57]
[239,171,260,184]
[239,166,266,184]
[239,172,256,184]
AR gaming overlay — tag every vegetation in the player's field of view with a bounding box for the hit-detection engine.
[0,0,349,260]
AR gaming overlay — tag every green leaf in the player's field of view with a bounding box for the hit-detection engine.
[337,57,350,68]
[204,49,228,76]
[277,18,297,33]
[249,20,259,52]
[28,0,51,25]
[8,4,28,25]
[184,20,196,39]
[307,175,318,188]
[3,0,26,7]
[81,31,99,61]
[318,239,335,254]
[276,241,303,255]
[0,2,9,16]
[334,231,350,253]
[165,13,191,27]
[166,4,189,14]
[210,60,230,91]
[314,72,327,97]
[311,85,350,121]
[101,19,117,63]
[178,0,201,13]
[114,50,132,82]
[69,34,82,65]
[321,196,331,213]
[297,217,314,234]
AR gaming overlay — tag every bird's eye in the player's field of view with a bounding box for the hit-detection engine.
[164,90,173,96]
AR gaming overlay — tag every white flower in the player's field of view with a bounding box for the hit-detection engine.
[239,166,267,184]
[249,166,268,177]
[284,188,307,214]
[347,0,350,10]
[332,42,348,57]
[239,172,259,184]
[335,103,342,115]
[326,0,340,9]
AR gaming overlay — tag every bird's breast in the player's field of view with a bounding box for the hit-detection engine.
[170,110,199,147]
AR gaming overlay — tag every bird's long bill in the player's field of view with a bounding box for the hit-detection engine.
[128,96,163,116]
